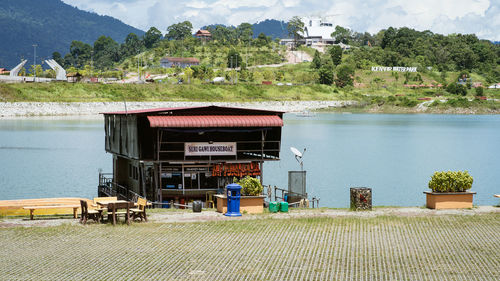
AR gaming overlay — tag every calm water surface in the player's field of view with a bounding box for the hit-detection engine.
[1,114,499,207]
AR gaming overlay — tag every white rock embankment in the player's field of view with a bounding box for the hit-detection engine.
[0,101,356,117]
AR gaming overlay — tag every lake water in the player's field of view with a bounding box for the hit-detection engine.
[1,114,499,207]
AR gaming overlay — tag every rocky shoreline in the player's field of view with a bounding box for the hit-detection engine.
[0,100,356,117]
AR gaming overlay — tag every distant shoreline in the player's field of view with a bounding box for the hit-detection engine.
[1,100,499,118]
[0,101,356,118]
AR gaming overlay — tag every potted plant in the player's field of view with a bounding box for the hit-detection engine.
[216,176,266,214]
[424,171,476,209]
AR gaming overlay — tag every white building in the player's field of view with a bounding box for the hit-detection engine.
[300,17,336,45]
[280,17,350,50]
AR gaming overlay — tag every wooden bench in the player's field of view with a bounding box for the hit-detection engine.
[23,205,80,220]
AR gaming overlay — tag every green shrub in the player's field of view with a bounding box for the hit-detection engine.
[235,176,263,196]
[475,87,484,96]
[397,96,418,107]
[447,98,470,108]
[428,171,473,192]
[446,83,467,96]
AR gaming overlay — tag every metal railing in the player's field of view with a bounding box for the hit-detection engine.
[98,172,143,202]
[266,185,320,208]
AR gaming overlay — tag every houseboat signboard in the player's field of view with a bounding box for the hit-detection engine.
[185,142,236,156]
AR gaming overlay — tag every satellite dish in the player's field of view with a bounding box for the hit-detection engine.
[290,147,306,171]
[290,147,302,158]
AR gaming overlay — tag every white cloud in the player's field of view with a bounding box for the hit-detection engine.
[213,0,279,9]
[186,1,209,9]
[61,0,500,40]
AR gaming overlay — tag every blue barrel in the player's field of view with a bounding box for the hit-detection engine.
[162,201,170,208]
[225,183,242,217]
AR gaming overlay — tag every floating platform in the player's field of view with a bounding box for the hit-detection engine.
[0,197,89,217]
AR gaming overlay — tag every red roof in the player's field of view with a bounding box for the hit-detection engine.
[163,57,200,63]
[148,115,283,128]
[196,30,212,36]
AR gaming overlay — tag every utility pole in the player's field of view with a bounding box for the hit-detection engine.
[90,50,94,79]
[32,44,37,82]
[137,53,141,82]
[246,36,249,67]
[230,56,233,84]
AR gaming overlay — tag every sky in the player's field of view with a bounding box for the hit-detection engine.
[61,0,500,41]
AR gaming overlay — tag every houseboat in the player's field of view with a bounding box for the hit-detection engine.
[98,106,284,205]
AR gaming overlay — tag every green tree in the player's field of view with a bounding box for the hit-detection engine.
[208,25,237,44]
[287,16,304,50]
[256,33,270,47]
[475,86,484,96]
[262,69,274,81]
[331,25,352,44]
[446,83,467,96]
[69,40,92,68]
[335,64,354,88]
[183,67,193,83]
[63,53,74,68]
[121,33,144,57]
[52,52,63,66]
[253,71,264,83]
[329,45,342,66]
[165,21,193,40]
[311,50,322,69]
[236,23,253,43]
[318,64,334,85]
[93,36,120,70]
[381,27,396,49]
[29,64,43,77]
[144,27,162,48]
[227,49,242,68]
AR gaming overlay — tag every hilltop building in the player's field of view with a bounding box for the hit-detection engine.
[280,17,350,50]
[195,29,212,42]
[300,17,336,45]
[160,57,200,68]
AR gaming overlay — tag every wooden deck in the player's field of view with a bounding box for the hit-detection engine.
[0,197,89,217]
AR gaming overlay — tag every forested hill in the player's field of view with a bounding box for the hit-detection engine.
[252,19,289,39]
[0,0,144,69]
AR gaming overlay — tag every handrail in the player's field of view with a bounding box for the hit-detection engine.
[98,172,144,203]
[266,184,319,208]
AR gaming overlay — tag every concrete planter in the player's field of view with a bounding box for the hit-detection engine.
[424,191,476,209]
[215,195,265,214]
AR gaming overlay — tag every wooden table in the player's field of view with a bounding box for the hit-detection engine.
[97,200,134,225]
[96,200,129,208]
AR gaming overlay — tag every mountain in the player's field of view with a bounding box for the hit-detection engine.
[252,19,289,39]
[0,0,144,69]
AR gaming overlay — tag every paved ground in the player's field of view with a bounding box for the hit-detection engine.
[0,207,499,280]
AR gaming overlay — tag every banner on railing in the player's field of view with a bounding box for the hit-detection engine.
[212,162,261,177]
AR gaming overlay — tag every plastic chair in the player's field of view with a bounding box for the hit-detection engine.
[205,191,215,208]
